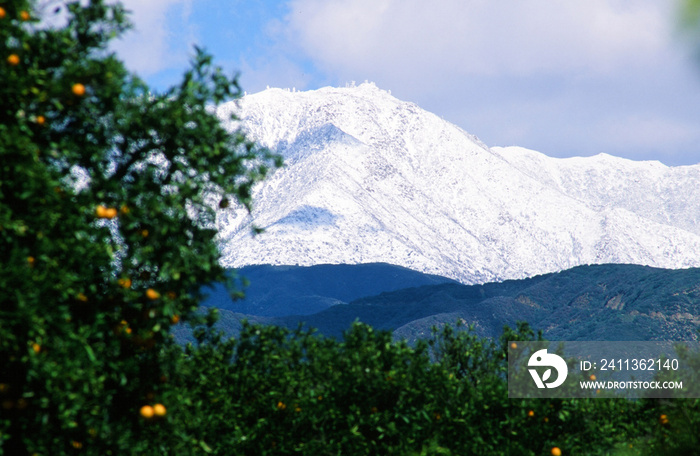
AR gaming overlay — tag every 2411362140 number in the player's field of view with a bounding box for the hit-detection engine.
[599,358,679,371]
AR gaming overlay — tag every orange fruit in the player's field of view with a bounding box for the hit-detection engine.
[589,374,596,381]
[36,115,45,125]
[527,410,534,417]
[141,229,149,238]
[118,277,132,289]
[7,54,19,66]
[72,83,86,96]
[27,256,35,267]
[0,7,6,19]
[20,11,30,21]
[95,205,117,219]
[551,447,562,456]
[277,401,286,410]
[71,441,82,449]
[32,343,41,354]
[120,204,130,215]
[171,314,180,324]
[153,403,166,417]
[510,342,517,349]
[76,292,88,302]
[140,405,154,419]
[145,289,160,300]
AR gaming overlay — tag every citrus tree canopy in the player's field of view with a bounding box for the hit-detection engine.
[0,0,278,453]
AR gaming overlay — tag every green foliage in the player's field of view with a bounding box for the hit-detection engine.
[158,321,655,455]
[637,342,700,455]
[0,0,277,453]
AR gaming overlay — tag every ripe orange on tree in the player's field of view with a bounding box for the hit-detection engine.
[551,447,562,456]
[36,115,45,125]
[0,7,6,19]
[7,54,19,66]
[72,83,86,96]
[153,403,166,417]
[20,10,30,21]
[140,405,154,419]
[145,288,160,300]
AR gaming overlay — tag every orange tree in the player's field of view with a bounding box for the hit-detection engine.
[160,321,648,455]
[0,0,279,453]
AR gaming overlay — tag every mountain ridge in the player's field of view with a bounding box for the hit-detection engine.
[180,263,700,344]
[213,83,700,284]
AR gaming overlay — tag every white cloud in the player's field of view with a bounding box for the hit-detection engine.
[111,0,194,77]
[285,0,674,82]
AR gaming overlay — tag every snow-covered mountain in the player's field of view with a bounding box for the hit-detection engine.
[214,83,700,284]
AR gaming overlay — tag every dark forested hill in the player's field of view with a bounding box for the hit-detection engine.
[186,264,700,343]
[200,263,455,316]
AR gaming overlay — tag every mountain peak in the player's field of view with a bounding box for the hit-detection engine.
[215,86,700,284]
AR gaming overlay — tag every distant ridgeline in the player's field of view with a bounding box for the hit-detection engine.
[215,84,700,285]
[172,263,700,345]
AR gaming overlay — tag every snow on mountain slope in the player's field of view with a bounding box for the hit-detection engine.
[213,83,700,284]
[491,147,700,236]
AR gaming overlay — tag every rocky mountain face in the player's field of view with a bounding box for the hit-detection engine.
[213,83,700,284]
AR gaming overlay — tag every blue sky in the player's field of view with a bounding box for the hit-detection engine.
[112,0,700,166]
